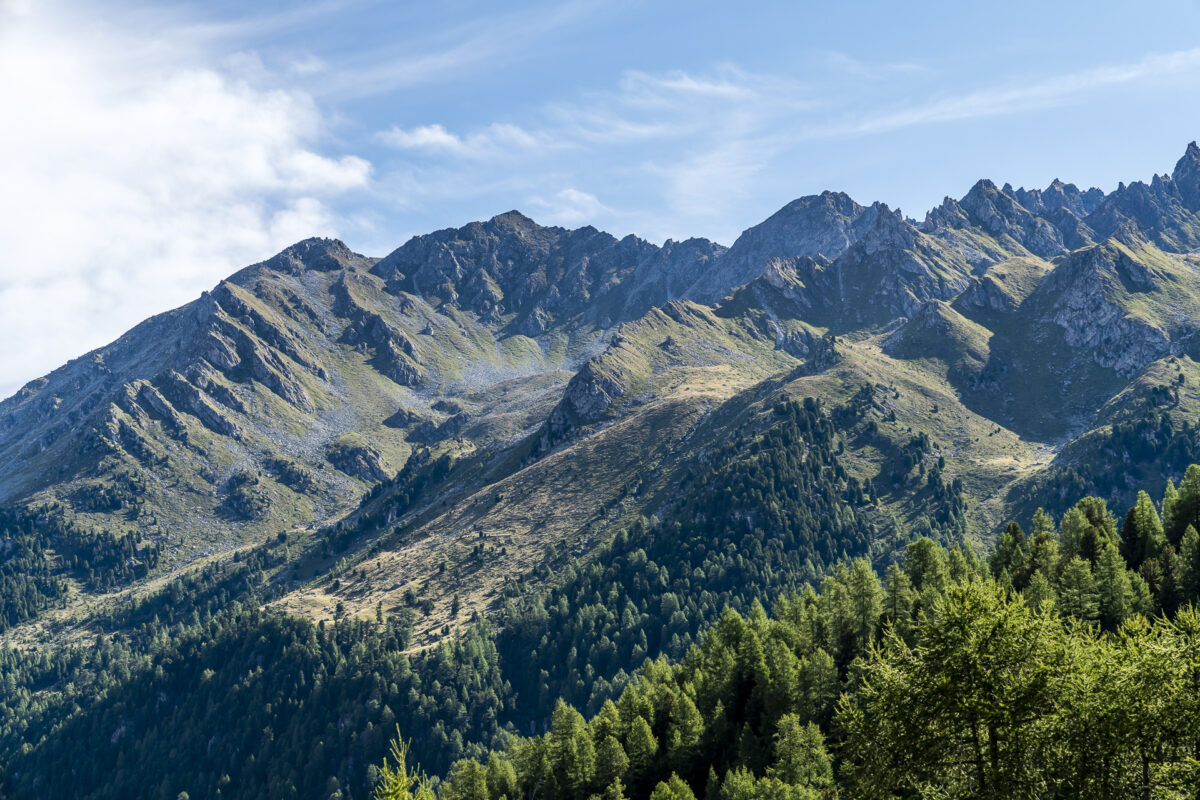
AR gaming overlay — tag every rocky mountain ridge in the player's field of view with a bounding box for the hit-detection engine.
[5,142,1200,642]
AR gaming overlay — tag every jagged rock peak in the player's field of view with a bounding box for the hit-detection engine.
[1112,219,1149,248]
[724,190,881,261]
[678,191,879,303]
[858,203,917,252]
[486,209,544,235]
[256,237,366,275]
[1173,141,1200,210]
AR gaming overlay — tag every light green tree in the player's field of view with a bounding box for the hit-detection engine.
[649,773,696,800]
[373,733,435,800]
[1058,557,1100,623]
[767,714,832,791]
[839,581,1070,798]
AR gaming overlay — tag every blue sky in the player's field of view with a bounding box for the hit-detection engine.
[3,0,1200,394]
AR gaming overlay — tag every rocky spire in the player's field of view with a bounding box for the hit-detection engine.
[1172,141,1200,210]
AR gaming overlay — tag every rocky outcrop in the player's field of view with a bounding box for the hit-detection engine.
[158,371,242,440]
[958,180,1067,259]
[539,333,648,450]
[326,435,390,483]
[252,237,371,276]
[134,383,188,434]
[956,274,1018,314]
[796,333,841,374]
[210,283,326,380]
[1011,178,1105,218]
[1042,243,1172,375]
[1173,141,1200,212]
[823,207,975,321]
[332,277,427,387]
[1080,147,1200,249]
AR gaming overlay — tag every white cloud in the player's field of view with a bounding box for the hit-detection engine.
[812,47,1200,137]
[528,188,612,227]
[823,52,931,80]
[377,122,550,159]
[0,1,371,396]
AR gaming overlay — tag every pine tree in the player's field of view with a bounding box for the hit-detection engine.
[1058,558,1100,623]
[1170,465,1200,546]
[1061,498,1117,566]
[592,699,623,742]
[1031,507,1056,539]
[1159,545,1185,613]
[1095,543,1132,630]
[1023,532,1060,587]
[1025,569,1057,614]
[550,699,596,796]
[882,563,914,636]
[601,778,629,800]
[800,647,839,725]
[1121,490,1165,569]
[667,693,704,776]
[441,759,489,800]
[903,538,947,592]
[767,714,833,790]
[847,558,883,649]
[485,753,518,800]
[373,735,435,800]
[626,716,659,781]
[1180,524,1200,603]
[648,774,696,800]
[990,522,1027,583]
[595,736,630,789]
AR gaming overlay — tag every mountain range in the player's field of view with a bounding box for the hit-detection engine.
[5,142,1200,798]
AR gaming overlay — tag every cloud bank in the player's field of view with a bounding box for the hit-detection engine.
[0,1,370,396]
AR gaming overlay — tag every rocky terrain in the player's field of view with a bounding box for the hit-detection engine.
[4,142,1200,644]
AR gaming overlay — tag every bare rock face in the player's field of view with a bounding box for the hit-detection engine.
[158,371,242,440]
[326,436,390,483]
[369,210,723,330]
[956,274,1018,314]
[1042,244,1172,375]
[548,357,630,433]
[957,179,1067,259]
[1173,141,1200,211]
[135,383,188,434]
[332,276,427,388]
[1012,178,1105,219]
[824,207,975,321]
[796,333,840,374]
[254,237,368,275]
[1080,148,1200,250]
[539,333,648,452]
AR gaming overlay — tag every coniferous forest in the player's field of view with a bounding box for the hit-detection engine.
[9,459,1200,798]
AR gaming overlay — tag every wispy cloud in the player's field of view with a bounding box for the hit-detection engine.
[528,188,613,226]
[377,122,554,159]
[314,0,609,98]
[372,63,811,239]
[812,47,1200,137]
[824,51,932,80]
